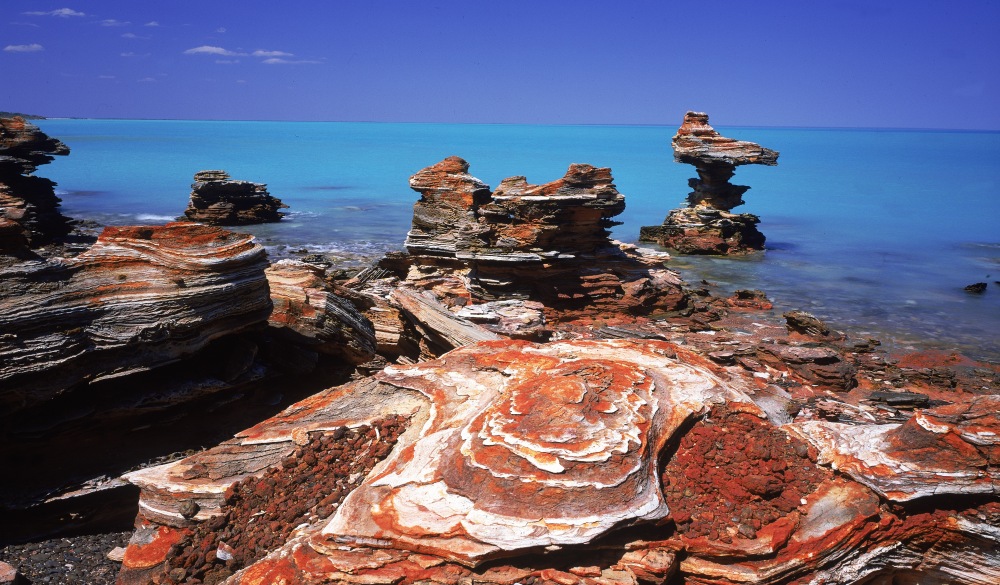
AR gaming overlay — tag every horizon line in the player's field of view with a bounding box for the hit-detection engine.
[33,116,1000,134]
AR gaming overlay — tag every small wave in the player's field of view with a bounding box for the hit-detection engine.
[135,214,178,222]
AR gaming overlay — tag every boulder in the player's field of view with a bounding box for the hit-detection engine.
[183,170,288,225]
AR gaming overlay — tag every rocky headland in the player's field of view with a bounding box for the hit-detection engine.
[640,112,778,255]
[183,170,288,226]
[0,122,997,585]
[0,116,73,256]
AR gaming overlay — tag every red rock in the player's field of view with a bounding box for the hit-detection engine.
[266,259,377,365]
[390,157,689,325]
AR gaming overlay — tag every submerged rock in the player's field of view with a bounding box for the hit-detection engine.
[183,170,288,225]
[0,116,72,254]
[640,111,778,255]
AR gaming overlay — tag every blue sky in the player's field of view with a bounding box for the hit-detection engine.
[2,1,998,129]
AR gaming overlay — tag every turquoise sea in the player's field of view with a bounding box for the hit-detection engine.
[35,120,1000,362]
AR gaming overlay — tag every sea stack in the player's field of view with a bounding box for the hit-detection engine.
[183,170,288,225]
[0,116,72,255]
[640,111,778,254]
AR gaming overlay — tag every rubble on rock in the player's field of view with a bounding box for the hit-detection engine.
[640,112,778,254]
[0,116,72,255]
[183,170,287,226]
[117,339,1000,585]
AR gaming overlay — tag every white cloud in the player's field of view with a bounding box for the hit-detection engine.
[23,8,85,17]
[138,77,157,82]
[4,43,44,52]
[145,21,159,27]
[183,45,245,56]
[101,19,131,27]
[236,79,247,84]
[215,59,240,65]
[121,52,150,58]
[11,22,41,27]
[252,50,293,57]
[216,27,227,33]
[262,58,321,65]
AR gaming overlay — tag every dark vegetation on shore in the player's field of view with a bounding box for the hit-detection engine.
[0,111,45,120]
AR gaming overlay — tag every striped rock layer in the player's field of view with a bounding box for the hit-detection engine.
[0,222,271,420]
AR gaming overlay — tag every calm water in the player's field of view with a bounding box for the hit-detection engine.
[35,120,1000,362]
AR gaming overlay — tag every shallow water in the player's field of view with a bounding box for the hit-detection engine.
[36,120,1000,362]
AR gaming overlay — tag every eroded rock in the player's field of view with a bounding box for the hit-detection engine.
[0,116,72,254]
[183,170,288,225]
[640,112,778,255]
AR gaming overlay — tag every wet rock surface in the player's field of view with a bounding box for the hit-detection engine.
[183,170,287,226]
[640,112,778,255]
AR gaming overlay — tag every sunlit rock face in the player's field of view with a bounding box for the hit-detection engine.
[0,116,71,253]
[788,394,1000,501]
[640,111,779,255]
[396,157,688,321]
[0,222,271,418]
[183,170,288,226]
[322,338,745,564]
[265,259,377,365]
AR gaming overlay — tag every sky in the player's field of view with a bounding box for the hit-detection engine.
[2,1,999,129]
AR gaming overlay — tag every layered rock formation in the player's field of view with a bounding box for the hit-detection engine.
[640,112,778,254]
[118,339,1000,585]
[0,222,272,421]
[385,157,688,325]
[183,170,287,225]
[0,116,72,254]
[265,259,377,367]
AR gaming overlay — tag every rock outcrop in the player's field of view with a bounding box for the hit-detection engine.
[373,157,688,329]
[118,339,1000,585]
[0,116,72,254]
[265,259,377,367]
[0,222,272,420]
[183,170,287,225]
[640,112,778,254]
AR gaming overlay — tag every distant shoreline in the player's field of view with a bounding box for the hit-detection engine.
[0,111,45,120]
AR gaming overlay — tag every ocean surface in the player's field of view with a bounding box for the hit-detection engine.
[36,119,1000,363]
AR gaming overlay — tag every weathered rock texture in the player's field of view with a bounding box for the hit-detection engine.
[265,259,377,366]
[373,157,688,331]
[0,222,272,421]
[0,116,71,254]
[117,339,1000,585]
[183,170,287,225]
[640,111,778,254]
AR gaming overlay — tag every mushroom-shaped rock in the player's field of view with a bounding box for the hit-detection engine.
[321,339,749,564]
[640,112,779,254]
